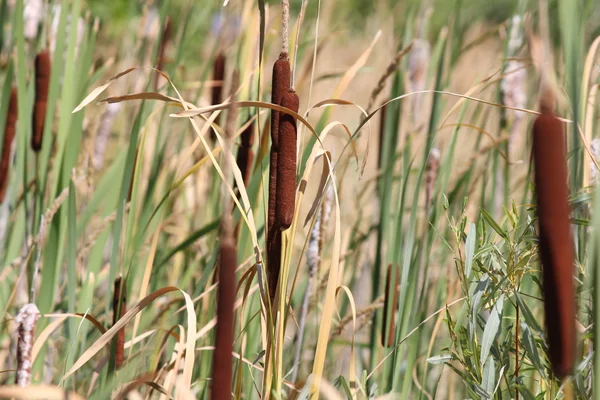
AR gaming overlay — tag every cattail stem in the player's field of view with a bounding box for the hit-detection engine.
[15,303,40,386]
[281,0,290,55]
[267,53,291,304]
[276,90,299,230]
[112,277,127,369]
[0,87,18,204]
[32,51,51,152]
[532,105,575,379]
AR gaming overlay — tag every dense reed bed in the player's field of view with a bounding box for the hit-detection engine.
[0,1,598,399]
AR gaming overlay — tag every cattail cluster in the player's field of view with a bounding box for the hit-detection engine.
[211,52,226,130]
[15,303,40,386]
[236,119,255,188]
[112,277,127,369]
[425,147,440,212]
[32,51,51,152]
[24,0,44,40]
[381,264,399,347]
[407,39,430,127]
[532,103,575,379]
[0,87,18,204]
[267,52,291,303]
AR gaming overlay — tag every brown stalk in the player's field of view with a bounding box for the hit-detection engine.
[112,277,127,369]
[267,52,290,304]
[532,104,575,379]
[0,87,18,203]
[32,50,50,152]
[210,70,239,400]
[276,90,299,230]
[381,264,399,347]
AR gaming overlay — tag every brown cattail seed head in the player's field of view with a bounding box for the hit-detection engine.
[211,237,237,400]
[211,52,226,127]
[381,265,399,347]
[0,87,18,203]
[112,277,127,369]
[425,148,440,211]
[267,53,290,304]
[32,50,51,152]
[154,17,171,90]
[236,119,255,188]
[276,90,299,230]
[532,107,575,379]
[15,303,40,386]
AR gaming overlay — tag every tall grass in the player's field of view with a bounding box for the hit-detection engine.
[0,0,598,399]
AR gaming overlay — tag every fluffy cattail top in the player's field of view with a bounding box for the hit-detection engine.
[32,51,51,152]
[532,103,575,379]
[24,0,44,40]
[15,303,40,386]
[0,87,18,204]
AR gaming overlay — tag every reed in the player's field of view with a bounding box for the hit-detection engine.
[532,103,576,379]
[32,50,51,152]
[381,264,399,347]
[0,87,17,203]
[267,52,290,303]
[112,277,127,369]
[276,90,299,230]
[14,303,40,386]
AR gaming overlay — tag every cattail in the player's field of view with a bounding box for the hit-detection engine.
[425,147,440,212]
[211,52,226,129]
[112,277,127,369]
[210,70,239,400]
[267,53,291,303]
[94,103,121,170]
[15,303,40,386]
[276,90,299,230]
[32,51,51,152]
[0,87,18,204]
[381,264,399,347]
[236,119,255,188]
[532,103,575,379]
[154,17,172,90]
[24,0,44,40]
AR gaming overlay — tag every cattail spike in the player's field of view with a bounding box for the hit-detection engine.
[532,106,575,379]
[267,53,290,304]
[211,52,226,131]
[154,16,171,90]
[15,303,40,386]
[32,51,51,152]
[0,87,18,204]
[112,277,127,369]
[236,119,255,188]
[276,90,299,230]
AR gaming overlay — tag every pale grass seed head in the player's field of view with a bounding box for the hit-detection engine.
[15,303,40,387]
